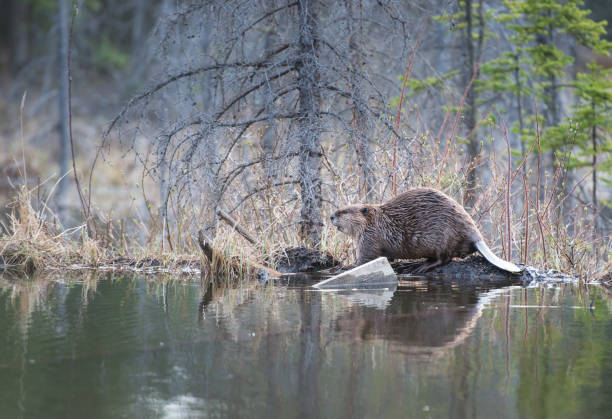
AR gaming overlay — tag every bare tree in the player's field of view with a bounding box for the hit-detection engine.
[296,0,323,245]
[345,0,376,200]
[106,0,408,248]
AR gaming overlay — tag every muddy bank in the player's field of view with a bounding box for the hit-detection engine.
[274,248,578,282]
[0,255,202,276]
[393,254,579,284]
[268,247,340,273]
[0,243,591,288]
[596,271,612,294]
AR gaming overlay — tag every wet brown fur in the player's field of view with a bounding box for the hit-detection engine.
[330,188,483,273]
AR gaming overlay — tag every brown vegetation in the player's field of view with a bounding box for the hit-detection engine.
[1,119,609,283]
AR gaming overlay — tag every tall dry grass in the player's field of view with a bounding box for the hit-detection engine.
[0,187,84,273]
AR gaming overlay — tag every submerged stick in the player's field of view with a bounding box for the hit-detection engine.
[196,229,281,280]
[197,229,215,261]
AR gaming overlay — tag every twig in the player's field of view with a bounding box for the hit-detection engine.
[66,3,89,233]
[392,18,428,195]
[502,119,512,261]
[436,60,482,186]
[20,92,27,183]
[104,45,292,138]
[216,209,257,245]
[522,174,529,265]
[229,181,299,213]
[534,103,547,265]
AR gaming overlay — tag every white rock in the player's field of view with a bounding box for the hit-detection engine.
[313,257,397,289]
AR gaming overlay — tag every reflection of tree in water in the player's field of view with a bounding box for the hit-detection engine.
[297,289,322,419]
[197,277,270,325]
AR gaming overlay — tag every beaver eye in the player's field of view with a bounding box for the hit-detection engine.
[360,207,369,216]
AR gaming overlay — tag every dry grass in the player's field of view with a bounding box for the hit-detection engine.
[0,187,82,273]
[1,141,609,282]
[1,111,609,283]
[199,229,260,282]
[0,186,198,275]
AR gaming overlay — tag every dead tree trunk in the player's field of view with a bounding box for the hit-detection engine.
[462,0,483,206]
[592,115,598,252]
[346,0,376,200]
[296,0,323,246]
[56,0,71,224]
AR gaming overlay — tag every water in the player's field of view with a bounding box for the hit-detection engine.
[0,274,611,419]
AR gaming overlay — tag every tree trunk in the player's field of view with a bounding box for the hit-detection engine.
[592,113,598,250]
[260,22,279,179]
[56,0,71,224]
[536,20,560,200]
[462,0,481,206]
[544,20,561,130]
[10,0,29,74]
[296,0,323,246]
[346,0,376,200]
[514,53,526,178]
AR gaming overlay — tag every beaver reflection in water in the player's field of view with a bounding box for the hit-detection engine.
[330,188,522,274]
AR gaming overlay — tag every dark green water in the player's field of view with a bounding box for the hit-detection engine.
[0,274,611,419]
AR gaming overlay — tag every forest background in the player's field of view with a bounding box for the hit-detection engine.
[0,0,610,278]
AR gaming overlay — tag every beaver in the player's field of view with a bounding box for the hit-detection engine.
[330,188,522,274]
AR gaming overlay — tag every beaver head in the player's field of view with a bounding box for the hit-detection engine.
[330,205,376,237]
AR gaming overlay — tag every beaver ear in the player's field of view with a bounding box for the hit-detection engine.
[360,207,369,216]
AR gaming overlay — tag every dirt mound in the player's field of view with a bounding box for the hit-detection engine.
[270,247,340,273]
[393,254,578,284]
[393,254,507,279]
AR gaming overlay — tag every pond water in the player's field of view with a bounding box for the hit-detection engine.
[0,274,611,419]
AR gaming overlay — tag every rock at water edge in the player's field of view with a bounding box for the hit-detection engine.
[313,257,397,289]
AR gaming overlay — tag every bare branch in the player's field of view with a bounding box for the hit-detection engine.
[229,181,299,213]
[105,43,292,137]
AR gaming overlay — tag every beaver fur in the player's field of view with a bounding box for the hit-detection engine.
[330,188,521,274]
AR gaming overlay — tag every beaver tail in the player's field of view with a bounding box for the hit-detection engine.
[474,240,522,274]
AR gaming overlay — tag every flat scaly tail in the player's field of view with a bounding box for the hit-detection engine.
[474,240,522,274]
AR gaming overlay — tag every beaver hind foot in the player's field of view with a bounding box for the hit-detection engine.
[413,256,450,274]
